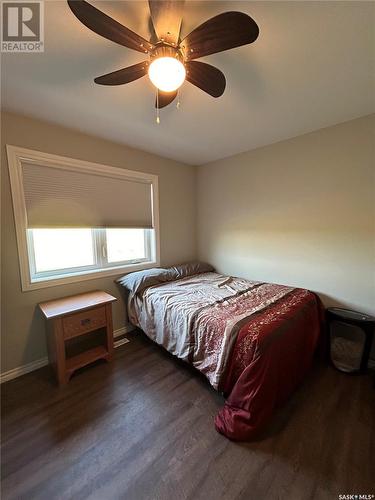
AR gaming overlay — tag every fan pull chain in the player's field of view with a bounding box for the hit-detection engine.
[176,90,181,109]
[156,91,160,124]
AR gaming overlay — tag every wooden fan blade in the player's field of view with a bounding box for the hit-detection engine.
[94,61,149,86]
[185,61,226,97]
[149,0,184,45]
[156,90,178,108]
[67,0,154,53]
[181,11,259,61]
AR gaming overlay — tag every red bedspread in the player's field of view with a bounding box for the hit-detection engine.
[216,289,323,440]
[127,271,324,441]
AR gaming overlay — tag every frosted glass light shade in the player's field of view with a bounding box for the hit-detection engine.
[148,57,186,92]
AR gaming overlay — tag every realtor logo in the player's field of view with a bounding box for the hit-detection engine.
[1,1,44,52]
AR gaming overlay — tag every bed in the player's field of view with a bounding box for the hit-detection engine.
[118,263,324,440]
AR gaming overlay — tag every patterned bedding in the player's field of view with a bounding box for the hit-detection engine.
[125,271,323,440]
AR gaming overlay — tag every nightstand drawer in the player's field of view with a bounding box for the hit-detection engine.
[63,306,106,339]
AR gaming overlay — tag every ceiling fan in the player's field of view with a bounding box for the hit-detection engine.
[67,0,259,110]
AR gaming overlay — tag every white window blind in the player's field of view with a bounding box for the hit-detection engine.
[22,162,153,229]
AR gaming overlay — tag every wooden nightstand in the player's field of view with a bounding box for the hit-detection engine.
[39,291,117,386]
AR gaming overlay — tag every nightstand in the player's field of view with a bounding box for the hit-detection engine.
[39,290,117,386]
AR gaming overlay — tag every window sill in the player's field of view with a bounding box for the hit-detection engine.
[23,260,159,292]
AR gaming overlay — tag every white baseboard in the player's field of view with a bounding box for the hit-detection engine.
[113,324,134,340]
[0,357,50,384]
[0,324,135,384]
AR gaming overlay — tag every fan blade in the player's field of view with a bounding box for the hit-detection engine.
[67,0,154,53]
[149,0,184,45]
[185,61,226,97]
[94,61,149,86]
[181,11,259,61]
[156,90,178,108]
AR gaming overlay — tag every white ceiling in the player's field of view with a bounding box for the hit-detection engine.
[2,1,374,165]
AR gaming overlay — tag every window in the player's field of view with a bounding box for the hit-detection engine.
[30,228,95,273]
[7,146,160,291]
[27,228,152,282]
[105,228,148,263]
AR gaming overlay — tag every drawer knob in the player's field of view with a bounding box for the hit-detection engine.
[81,318,91,326]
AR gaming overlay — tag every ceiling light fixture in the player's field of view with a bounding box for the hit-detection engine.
[148,56,186,92]
[67,0,260,110]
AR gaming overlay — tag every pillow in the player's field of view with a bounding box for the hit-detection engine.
[171,261,214,279]
[116,267,174,295]
[117,262,214,295]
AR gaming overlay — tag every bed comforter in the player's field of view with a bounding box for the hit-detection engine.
[127,272,323,440]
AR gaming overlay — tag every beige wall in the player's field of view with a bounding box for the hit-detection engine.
[1,111,197,373]
[197,115,375,316]
[2,112,374,375]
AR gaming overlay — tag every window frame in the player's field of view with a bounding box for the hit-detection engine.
[6,145,160,292]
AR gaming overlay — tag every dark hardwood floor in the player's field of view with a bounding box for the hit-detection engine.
[1,331,374,500]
